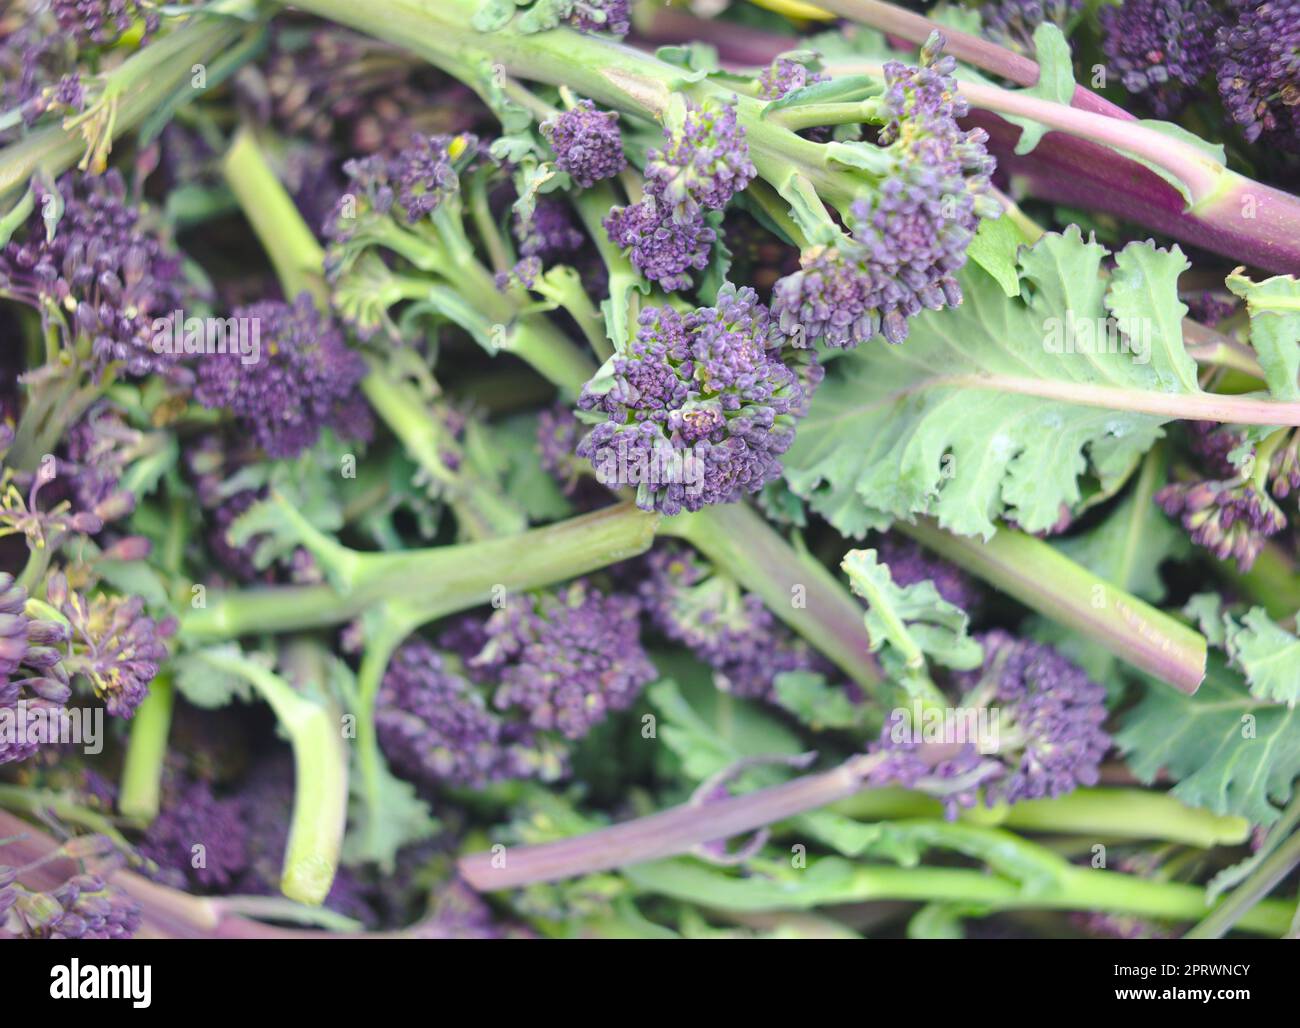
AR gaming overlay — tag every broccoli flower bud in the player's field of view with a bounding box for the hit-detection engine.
[193,293,370,459]
[0,170,191,378]
[1216,0,1300,147]
[472,579,656,740]
[1100,0,1223,117]
[540,100,626,188]
[377,640,563,788]
[639,544,825,701]
[868,632,1110,815]
[772,35,994,348]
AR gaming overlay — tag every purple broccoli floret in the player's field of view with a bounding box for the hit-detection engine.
[541,100,626,188]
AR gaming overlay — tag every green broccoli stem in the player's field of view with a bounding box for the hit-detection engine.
[897,519,1208,694]
[180,501,662,640]
[625,854,1291,935]
[832,786,1250,848]
[222,127,327,302]
[0,785,135,853]
[117,675,174,823]
[193,649,348,907]
[0,2,260,203]
[284,0,863,213]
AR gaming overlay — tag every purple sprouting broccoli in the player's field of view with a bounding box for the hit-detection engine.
[514,197,586,262]
[645,99,757,225]
[978,0,1081,56]
[576,285,816,515]
[471,579,656,740]
[1216,0,1300,148]
[0,170,191,378]
[3,873,142,939]
[868,631,1109,815]
[193,293,370,459]
[758,58,828,100]
[603,197,717,292]
[376,640,562,788]
[138,775,250,891]
[604,97,754,292]
[537,404,610,511]
[540,100,627,188]
[51,0,160,48]
[771,34,995,347]
[324,133,477,242]
[1155,423,1294,569]
[0,573,73,766]
[639,544,825,701]
[1099,0,1223,117]
[46,571,176,719]
[565,0,631,37]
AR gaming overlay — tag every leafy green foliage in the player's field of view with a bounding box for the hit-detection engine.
[841,549,982,690]
[783,229,1198,538]
[1226,270,1300,400]
[1116,658,1300,824]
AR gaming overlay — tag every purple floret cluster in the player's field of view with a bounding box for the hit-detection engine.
[873,535,985,614]
[1216,0,1300,148]
[639,545,823,700]
[51,0,159,47]
[1099,0,1223,116]
[2,872,142,939]
[869,631,1109,814]
[771,34,994,347]
[377,640,558,787]
[541,100,627,188]
[978,0,1081,56]
[0,170,190,377]
[575,285,815,515]
[139,775,250,890]
[194,293,370,459]
[514,197,586,262]
[758,58,828,100]
[565,0,631,37]
[473,579,656,740]
[604,98,754,291]
[0,573,73,766]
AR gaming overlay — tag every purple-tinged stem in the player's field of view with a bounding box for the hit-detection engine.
[971,111,1300,274]
[459,755,880,890]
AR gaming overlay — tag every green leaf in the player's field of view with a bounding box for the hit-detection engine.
[1004,25,1076,155]
[782,229,1201,539]
[1053,448,1188,606]
[340,758,439,870]
[761,75,879,118]
[486,413,573,522]
[1225,607,1300,707]
[772,670,872,730]
[841,549,983,687]
[1226,270,1300,400]
[172,645,257,708]
[964,215,1022,298]
[1116,657,1300,824]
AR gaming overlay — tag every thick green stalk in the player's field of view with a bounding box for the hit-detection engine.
[833,786,1251,848]
[193,650,348,906]
[221,126,327,302]
[899,519,1208,694]
[117,675,175,823]
[180,502,661,640]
